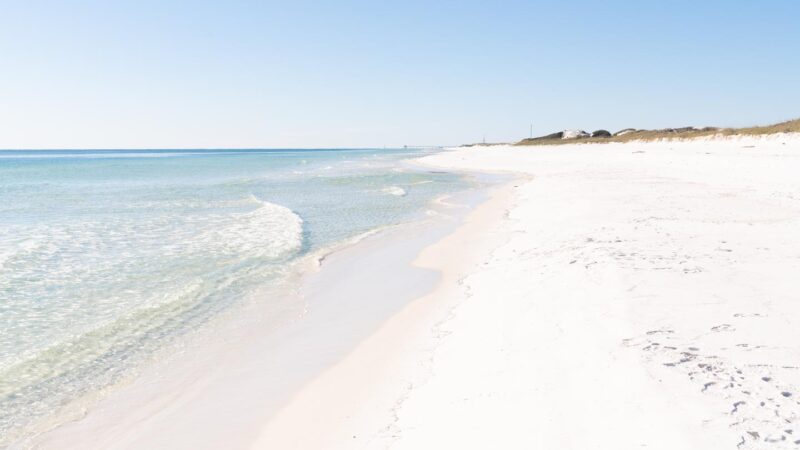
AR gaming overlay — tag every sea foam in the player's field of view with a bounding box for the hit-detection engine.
[382,186,408,196]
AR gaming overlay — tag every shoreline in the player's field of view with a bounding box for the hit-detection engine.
[21,167,496,449]
[250,173,521,448]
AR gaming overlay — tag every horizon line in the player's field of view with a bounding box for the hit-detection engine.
[0,145,450,151]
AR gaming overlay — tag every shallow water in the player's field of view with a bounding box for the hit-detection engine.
[0,148,467,443]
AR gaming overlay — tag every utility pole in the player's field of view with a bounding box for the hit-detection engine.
[530,123,533,139]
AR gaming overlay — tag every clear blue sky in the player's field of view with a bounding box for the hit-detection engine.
[1,0,798,148]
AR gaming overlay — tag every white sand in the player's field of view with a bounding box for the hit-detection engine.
[254,134,800,449]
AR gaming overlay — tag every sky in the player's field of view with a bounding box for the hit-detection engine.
[0,0,798,149]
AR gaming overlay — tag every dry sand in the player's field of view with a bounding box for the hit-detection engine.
[254,134,800,449]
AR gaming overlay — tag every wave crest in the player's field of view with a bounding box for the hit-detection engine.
[381,186,407,197]
[201,198,304,260]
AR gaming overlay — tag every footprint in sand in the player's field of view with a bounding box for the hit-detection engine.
[733,313,765,318]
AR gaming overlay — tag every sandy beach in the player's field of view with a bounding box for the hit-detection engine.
[21,135,800,450]
[5,2,799,448]
[255,135,800,449]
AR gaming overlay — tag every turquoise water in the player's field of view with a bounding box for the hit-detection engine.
[0,148,467,443]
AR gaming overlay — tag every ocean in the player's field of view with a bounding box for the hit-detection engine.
[0,148,468,444]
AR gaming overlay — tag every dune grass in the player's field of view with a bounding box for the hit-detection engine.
[514,118,800,146]
[731,118,800,135]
